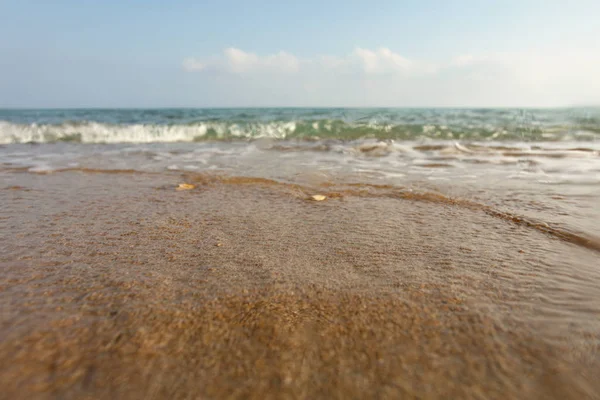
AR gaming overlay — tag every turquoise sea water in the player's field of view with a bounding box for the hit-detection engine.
[1,108,599,143]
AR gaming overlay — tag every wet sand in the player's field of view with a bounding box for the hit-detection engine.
[1,170,600,399]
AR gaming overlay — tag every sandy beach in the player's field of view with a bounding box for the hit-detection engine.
[2,0,600,395]
[2,169,599,399]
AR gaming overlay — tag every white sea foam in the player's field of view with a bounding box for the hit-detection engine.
[0,121,301,144]
[0,114,598,144]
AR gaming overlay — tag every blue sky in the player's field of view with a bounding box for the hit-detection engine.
[1,0,599,107]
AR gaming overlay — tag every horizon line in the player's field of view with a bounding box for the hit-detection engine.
[1,105,599,111]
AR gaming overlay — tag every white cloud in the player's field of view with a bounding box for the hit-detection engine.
[450,54,477,67]
[185,48,300,74]
[185,47,427,76]
[182,58,206,72]
[353,47,417,74]
[182,47,600,107]
[224,48,258,73]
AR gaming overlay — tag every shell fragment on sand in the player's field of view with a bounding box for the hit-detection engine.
[176,183,196,191]
[311,195,327,201]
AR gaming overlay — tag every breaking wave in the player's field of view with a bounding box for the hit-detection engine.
[1,119,599,144]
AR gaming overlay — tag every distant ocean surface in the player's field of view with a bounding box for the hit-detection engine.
[1,108,600,143]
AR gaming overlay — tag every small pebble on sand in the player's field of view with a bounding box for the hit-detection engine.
[176,183,196,191]
[311,195,327,201]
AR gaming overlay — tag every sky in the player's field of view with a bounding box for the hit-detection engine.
[0,0,599,108]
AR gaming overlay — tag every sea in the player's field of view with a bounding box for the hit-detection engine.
[1,107,599,239]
